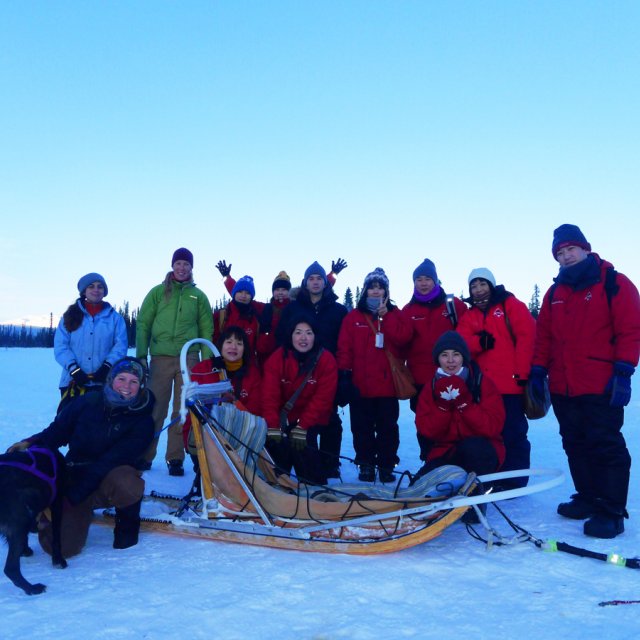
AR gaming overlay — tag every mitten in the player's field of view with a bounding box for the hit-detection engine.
[433,377,457,412]
[528,366,548,405]
[449,376,472,410]
[69,365,90,387]
[288,426,308,451]
[216,260,231,277]
[477,330,495,351]
[92,361,112,383]
[331,258,348,274]
[606,361,635,407]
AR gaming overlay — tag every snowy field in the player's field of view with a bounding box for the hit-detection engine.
[1,348,639,639]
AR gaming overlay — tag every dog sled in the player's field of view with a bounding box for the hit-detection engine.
[120,339,564,555]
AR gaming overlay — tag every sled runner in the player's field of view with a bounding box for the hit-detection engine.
[100,339,564,555]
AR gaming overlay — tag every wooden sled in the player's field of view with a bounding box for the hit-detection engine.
[102,339,564,556]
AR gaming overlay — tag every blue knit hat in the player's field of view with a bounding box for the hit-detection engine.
[413,259,438,283]
[231,275,255,299]
[77,272,108,297]
[552,224,591,259]
[303,261,327,286]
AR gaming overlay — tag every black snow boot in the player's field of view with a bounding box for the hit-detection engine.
[557,494,595,520]
[583,504,627,539]
[113,499,142,549]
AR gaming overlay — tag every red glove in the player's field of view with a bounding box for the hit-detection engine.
[434,376,470,412]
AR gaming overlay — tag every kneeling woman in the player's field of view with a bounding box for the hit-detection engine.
[414,331,505,480]
[262,314,338,485]
[10,358,155,556]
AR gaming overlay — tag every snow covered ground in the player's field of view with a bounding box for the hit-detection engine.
[1,348,639,639]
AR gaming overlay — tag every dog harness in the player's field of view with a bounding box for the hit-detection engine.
[0,446,59,501]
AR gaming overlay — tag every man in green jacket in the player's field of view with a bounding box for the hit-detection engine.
[136,247,213,476]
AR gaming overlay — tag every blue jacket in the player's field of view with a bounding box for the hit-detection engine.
[54,300,128,389]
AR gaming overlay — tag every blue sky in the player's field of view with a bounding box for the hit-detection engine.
[1,1,638,326]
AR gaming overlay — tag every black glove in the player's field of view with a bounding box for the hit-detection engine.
[69,365,90,387]
[336,370,359,407]
[606,361,635,407]
[477,331,495,351]
[92,361,112,383]
[216,260,231,277]
[331,258,348,274]
[528,366,548,405]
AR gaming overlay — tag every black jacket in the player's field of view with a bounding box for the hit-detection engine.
[31,390,155,504]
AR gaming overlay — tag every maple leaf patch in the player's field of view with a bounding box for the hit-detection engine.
[439,385,461,401]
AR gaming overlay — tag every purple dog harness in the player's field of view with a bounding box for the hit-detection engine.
[0,446,59,501]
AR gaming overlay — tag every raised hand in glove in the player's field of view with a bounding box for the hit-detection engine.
[216,260,232,277]
[528,366,548,405]
[92,361,112,383]
[331,258,348,274]
[606,361,635,407]
[288,426,308,451]
[477,330,495,351]
[69,365,90,387]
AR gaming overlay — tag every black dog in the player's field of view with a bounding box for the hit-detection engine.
[0,445,67,595]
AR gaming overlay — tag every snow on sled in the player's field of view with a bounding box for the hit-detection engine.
[110,339,564,555]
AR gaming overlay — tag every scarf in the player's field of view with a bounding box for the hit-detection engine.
[413,283,442,304]
[554,254,601,291]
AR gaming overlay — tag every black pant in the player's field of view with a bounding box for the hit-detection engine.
[499,394,531,488]
[552,394,630,513]
[319,408,342,472]
[414,436,499,482]
[349,396,400,470]
[266,426,326,485]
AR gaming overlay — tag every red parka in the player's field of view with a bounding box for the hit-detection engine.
[337,307,412,398]
[262,347,338,431]
[533,255,640,396]
[415,368,506,465]
[457,288,536,394]
[212,300,263,357]
[402,295,468,386]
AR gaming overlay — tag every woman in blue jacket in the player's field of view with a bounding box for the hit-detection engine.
[54,273,128,407]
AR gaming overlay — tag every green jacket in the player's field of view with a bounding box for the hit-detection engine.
[136,277,213,359]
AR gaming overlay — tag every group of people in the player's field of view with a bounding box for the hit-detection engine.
[7,223,639,563]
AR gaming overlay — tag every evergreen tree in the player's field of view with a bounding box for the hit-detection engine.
[343,287,354,311]
[529,284,541,319]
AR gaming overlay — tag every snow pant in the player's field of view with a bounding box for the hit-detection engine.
[552,393,630,515]
[349,396,400,471]
[39,465,145,558]
[413,436,499,482]
[409,384,432,461]
[265,426,326,485]
[144,353,198,464]
[499,394,531,489]
[319,407,342,473]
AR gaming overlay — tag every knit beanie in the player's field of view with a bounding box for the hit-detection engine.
[432,331,470,366]
[272,270,292,292]
[107,357,146,386]
[363,267,390,292]
[413,259,438,283]
[77,272,108,297]
[551,224,591,259]
[468,267,496,289]
[303,261,327,286]
[172,247,194,267]
[231,275,255,299]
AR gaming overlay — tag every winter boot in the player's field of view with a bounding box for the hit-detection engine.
[358,465,375,482]
[113,500,142,549]
[378,467,395,484]
[461,503,487,525]
[557,494,595,520]
[167,459,184,477]
[583,513,625,539]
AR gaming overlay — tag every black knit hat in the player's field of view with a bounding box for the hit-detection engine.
[272,270,292,292]
[551,224,591,259]
[432,331,470,366]
[172,247,194,267]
